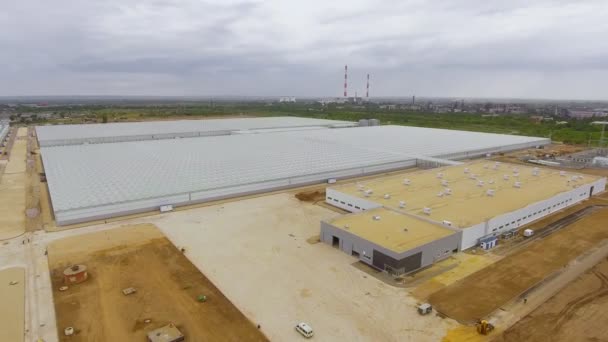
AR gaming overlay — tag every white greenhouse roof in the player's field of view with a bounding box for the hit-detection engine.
[36,116,355,146]
[40,124,550,225]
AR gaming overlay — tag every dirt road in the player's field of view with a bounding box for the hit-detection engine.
[0,127,28,240]
[428,206,608,323]
[496,258,608,342]
[48,224,267,342]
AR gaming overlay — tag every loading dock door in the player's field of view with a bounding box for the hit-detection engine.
[373,250,422,275]
[332,236,340,248]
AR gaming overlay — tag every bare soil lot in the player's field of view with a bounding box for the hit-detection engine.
[48,224,267,342]
[97,193,459,341]
[428,205,608,323]
[0,267,25,342]
[496,257,608,342]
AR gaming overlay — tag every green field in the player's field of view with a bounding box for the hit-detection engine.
[19,102,606,145]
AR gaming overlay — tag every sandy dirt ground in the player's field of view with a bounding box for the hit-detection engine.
[76,193,461,342]
[428,204,608,323]
[48,224,267,342]
[495,257,608,342]
[0,267,25,342]
[0,127,28,240]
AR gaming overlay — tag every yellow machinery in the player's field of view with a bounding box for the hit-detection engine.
[476,319,495,335]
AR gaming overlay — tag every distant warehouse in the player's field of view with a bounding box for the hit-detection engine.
[37,118,550,225]
[324,160,606,262]
[36,116,356,146]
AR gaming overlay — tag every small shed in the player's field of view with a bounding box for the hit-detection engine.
[147,323,185,342]
[479,236,498,250]
[63,265,88,285]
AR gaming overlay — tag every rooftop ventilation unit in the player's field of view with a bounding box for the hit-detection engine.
[344,225,350,229]
[513,172,520,177]
[357,183,365,190]
[403,179,411,185]
[514,181,522,188]
[444,188,452,195]
[560,171,566,177]
[437,191,444,197]
[488,179,495,184]
[372,215,381,221]
[383,194,391,199]
[477,180,485,187]
[532,170,539,176]
[441,180,449,186]
[365,189,373,195]
[399,201,406,208]
[503,174,510,180]
[513,167,519,173]
[486,189,495,197]
[469,174,477,180]
[436,172,444,179]
[423,207,432,215]
[483,164,489,169]
[464,168,470,174]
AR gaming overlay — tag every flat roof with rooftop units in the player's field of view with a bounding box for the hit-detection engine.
[321,207,461,275]
[329,161,603,227]
[327,161,606,249]
[327,208,456,254]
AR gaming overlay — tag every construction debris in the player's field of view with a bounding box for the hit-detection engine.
[122,287,137,296]
[146,323,184,342]
[64,327,74,336]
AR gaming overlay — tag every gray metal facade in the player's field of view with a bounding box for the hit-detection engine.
[320,221,462,275]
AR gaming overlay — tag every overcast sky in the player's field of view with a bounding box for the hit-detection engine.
[2,0,608,99]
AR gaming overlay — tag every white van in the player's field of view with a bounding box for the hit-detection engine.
[295,322,314,338]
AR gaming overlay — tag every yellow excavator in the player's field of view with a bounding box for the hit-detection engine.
[476,319,495,335]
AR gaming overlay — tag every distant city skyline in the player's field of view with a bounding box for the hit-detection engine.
[2,1,608,100]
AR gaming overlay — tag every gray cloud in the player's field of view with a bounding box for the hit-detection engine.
[1,0,608,99]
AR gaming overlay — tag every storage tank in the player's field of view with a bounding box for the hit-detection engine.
[63,264,88,285]
[358,119,369,127]
[369,118,380,126]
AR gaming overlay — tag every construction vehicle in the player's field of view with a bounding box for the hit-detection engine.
[476,319,495,335]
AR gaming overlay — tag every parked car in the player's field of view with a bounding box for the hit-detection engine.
[295,322,314,338]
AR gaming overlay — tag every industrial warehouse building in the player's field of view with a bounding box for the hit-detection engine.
[37,118,550,225]
[321,207,461,275]
[36,116,356,146]
[325,161,606,251]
